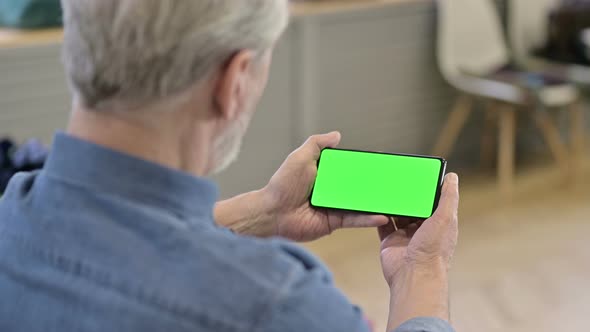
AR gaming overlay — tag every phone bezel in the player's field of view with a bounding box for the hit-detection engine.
[310,148,447,219]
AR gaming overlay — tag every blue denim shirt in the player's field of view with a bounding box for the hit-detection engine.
[0,133,454,332]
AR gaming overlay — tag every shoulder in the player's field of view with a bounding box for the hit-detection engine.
[1,171,38,200]
[0,171,39,224]
[194,232,369,332]
[190,230,333,292]
[136,229,333,329]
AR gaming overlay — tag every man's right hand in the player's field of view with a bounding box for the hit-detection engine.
[379,173,459,331]
[380,173,459,284]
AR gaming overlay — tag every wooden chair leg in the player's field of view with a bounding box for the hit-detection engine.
[569,102,585,179]
[498,106,516,196]
[480,101,497,169]
[432,95,473,157]
[534,110,570,176]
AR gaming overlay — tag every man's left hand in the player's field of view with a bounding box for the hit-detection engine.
[262,132,389,242]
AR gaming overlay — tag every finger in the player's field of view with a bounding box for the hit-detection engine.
[381,227,412,249]
[342,214,389,229]
[430,173,460,223]
[299,132,342,160]
[378,221,396,242]
[392,217,420,229]
[405,222,421,238]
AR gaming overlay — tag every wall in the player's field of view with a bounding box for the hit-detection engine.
[1,0,588,198]
[0,44,68,142]
[220,2,462,196]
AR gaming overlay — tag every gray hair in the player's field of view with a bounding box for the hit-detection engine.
[61,0,289,111]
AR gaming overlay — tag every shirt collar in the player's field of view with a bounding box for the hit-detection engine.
[43,133,219,224]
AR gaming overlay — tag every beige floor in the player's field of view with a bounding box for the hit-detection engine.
[305,159,590,332]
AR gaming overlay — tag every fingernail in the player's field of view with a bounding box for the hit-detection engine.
[446,173,459,184]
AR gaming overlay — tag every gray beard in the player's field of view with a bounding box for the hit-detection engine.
[209,111,251,175]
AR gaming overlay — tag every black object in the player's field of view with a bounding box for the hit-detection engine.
[0,138,48,194]
[537,0,590,65]
[0,139,16,193]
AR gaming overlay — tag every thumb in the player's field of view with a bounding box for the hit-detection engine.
[300,131,342,160]
[429,173,459,223]
[380,227,412,250]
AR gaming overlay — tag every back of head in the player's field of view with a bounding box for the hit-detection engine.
[60,0,289,112]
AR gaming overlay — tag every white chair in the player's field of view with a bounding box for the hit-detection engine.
[509,0,590,85]
[508,0,587,181]
[434,0,582,195]
[509,0,559,68]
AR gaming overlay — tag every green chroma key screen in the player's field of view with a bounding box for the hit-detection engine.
[311,149,446,219]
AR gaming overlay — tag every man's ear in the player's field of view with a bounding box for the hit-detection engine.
[213,50,255,120]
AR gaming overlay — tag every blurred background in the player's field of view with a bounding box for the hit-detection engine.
[1,0,589,331]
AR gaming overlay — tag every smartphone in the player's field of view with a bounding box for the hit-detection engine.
[310,149,446,219]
